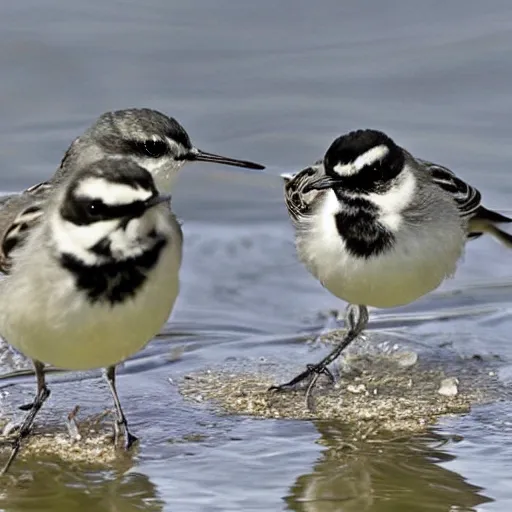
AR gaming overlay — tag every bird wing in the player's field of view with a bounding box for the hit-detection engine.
[0,195,46,274]
[25,180,53,195]
[417,158,482,219]
[0,151,68,273]
[284,164,325,224]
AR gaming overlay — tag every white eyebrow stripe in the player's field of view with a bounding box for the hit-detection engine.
[332,162,357,176]
[353,144,389,171]
[74,177,153,205]
[332,144,390,177]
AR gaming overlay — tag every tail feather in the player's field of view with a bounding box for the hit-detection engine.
[468,207,512,248]
[482,223,512,249]
[476,206,512,224]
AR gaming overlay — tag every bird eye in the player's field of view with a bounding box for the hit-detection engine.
[143,140,168,158]
[87,200,106,217]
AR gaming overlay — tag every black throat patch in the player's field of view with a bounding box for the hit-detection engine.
[333,191,395,258]
[60,237,168,305]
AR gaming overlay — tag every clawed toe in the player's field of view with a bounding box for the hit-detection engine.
[306,364,335,384]
[112,418,138,451]
[268,383,293,393]
[124,431,138,451]
[269,363,335,395]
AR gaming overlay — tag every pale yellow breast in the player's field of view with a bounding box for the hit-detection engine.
[1,236,181,370]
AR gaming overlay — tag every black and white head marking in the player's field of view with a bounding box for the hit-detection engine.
[316,130,412,258]
[59,159,159,228]
[324,129,405,194]
[87,108,193,162]
[53,158,170,305]
[53,108,265,192]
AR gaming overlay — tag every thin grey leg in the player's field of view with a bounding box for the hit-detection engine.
[269,304,369,408]
[1,360,50,475]
[103,365,138,450]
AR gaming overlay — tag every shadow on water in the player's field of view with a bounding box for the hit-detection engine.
[0,461,164,512]
[0,422,495,512]
[287,423,492,512]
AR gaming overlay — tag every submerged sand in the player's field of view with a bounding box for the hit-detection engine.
[0,410,120,467]
[179,331,505,437]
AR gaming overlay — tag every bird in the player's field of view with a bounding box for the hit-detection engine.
[0,107,265,273]
[271,128,512,405]
[0,157,183,473]
[0,108,265,466]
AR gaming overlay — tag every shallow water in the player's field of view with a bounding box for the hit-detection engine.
[1,0,512,510]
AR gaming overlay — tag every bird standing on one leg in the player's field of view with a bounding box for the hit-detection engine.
[271,129,512,405]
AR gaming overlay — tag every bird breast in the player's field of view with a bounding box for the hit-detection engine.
[0,213,183,370]
[295,189,466,308]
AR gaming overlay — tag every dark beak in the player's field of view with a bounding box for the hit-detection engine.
[303,176,337,193]
[144,194,172,209]
[187,148,265,170]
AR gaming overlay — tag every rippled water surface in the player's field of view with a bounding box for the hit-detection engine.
[1,1,512,510]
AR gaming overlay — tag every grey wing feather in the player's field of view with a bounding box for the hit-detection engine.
[24,180,53,196]
[418,158,512,248]
[0,148,68,274]
[0,194,47,274]
[417,158,481,219]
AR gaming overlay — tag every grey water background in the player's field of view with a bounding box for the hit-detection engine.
[0,0,512,510]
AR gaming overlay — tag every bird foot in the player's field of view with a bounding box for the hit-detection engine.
[112,418,138,451]
[268,363,335,393]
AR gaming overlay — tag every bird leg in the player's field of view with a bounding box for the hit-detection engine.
[269,304,369,403]
[1,360,50,475]
[103,365,138,450]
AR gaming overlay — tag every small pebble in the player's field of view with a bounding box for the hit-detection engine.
[438,377,459,397]
[347,384,366,394]
[393,351,419,368]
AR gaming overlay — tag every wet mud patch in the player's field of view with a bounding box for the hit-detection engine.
[179,331,507,437]
[0,410,125,468]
